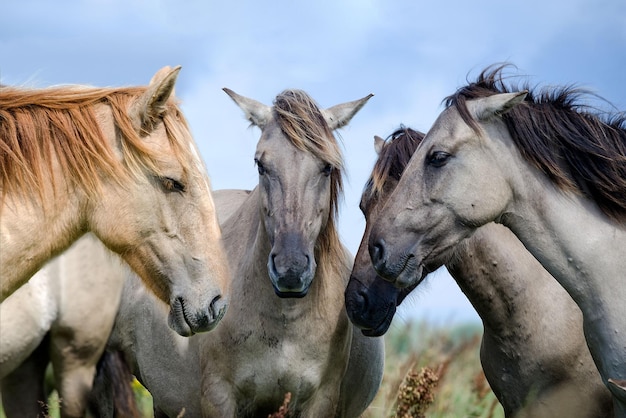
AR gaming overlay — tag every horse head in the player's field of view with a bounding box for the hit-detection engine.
[346,128,426,335]
[224,88,372,297]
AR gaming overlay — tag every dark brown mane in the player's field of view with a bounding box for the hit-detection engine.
[0,84,196,206]
[365,125,425,200]
[272,89,349,287]
[445,63,626,222]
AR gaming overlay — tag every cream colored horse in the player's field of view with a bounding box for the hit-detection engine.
[367,65,626,416]
[0,67,229,337]
[98,88,384,418]
[345,126,613,417]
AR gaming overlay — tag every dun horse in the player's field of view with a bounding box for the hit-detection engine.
[97,88,384,417]
[345,126,612,417]
[367,65,626,415]
[0,66,230,338]
[0,67,231,417]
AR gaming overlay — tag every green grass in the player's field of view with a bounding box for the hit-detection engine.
[1,320,504,417]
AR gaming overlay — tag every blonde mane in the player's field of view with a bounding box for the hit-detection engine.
[0,84,197,205]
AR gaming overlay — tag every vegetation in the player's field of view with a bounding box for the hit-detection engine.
[363,320,504,418]
[0,320,504,417]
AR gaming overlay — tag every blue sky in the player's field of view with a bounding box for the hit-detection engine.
[2,0,625,327]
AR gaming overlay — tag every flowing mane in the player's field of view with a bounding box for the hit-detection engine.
[273,89,349,278]
[445,63,626,222]
[364,125,425,201]
[0,84,198,205]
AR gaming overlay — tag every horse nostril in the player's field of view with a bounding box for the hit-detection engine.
[208,294,223,321]
[355,288,369,311]
[345,280,368,311]
[268,253,278,274]
[370,239,386,266]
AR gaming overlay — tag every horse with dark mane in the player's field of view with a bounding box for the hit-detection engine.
[346,125,613,417]
[367,64,626,416]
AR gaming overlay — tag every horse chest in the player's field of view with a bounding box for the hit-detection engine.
[233,349,321,411]
[236,354,320,389]
[240,330,326,370]
[224,325,332,396]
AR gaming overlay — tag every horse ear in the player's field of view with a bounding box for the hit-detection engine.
[374,136,385,155]
[223,88,272,128]
[133,66,181,134]
[469,91,528,121]
[322,93,374,130]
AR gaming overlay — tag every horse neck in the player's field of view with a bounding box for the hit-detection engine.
[501,165,626,313]
[219,188,277,302]
[446,223,559,335]
[219,187,266,258]
[501,165,626,385]
[54,233,126,320]
[0,185,85,301]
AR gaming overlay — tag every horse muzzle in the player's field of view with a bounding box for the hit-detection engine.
[267,248,316,298]
[345,276,398,336]
[369,238,423,289]
[270,274,313,298]
[167,293,228,336]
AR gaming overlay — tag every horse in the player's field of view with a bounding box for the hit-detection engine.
[0,66,231,417]
[96,87,384,417]
[344,126,613,417]
[0,233,132,418]
[0,66,230,338]
[366,64,626,416]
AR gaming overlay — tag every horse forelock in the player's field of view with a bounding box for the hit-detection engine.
[445,63,626,222]
[0,84,198,205]
[273,89,344,220]
[367,126,425,201]
[273,89,344,167]
[273,89,349,295]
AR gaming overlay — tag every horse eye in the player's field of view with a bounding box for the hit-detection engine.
[322,164,333,177]
[255,159,266,176]
[161,177,186,193]
[427,151,451,167]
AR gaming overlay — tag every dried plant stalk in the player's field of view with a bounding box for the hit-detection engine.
[394,366,440,418]
[268,392,292,418]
